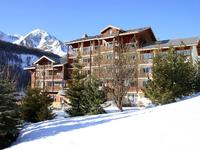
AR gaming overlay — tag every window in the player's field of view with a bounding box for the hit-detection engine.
[47,81,53,86]
[83,46,92,52]
[143,67,152,73]
[36,71,40,77]
[177,50,191,56]
[107,42,113,47]
[83,58,90,63]
[106,53,113,60]
[36,81,41,86]
[54,81,62,87]
[124,80,130,86]
[129,55,135,60]
[143,53,153,59]
[49,71,53,76]
[143,80,148,87]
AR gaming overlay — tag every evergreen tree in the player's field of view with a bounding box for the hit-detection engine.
[66,53,88,116]
[0,80,21,149]
[84,77,105,115]
[144,48,195,105]
[21,88,55,123]
[194,59,200,92]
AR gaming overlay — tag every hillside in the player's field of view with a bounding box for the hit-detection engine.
[7,94,200,150]
[0,40,61,90]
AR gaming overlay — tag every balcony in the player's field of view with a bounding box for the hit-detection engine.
[44,75,63,80]
[82,46,92,55]
[128,86,143,93]
[46,86,62,92]
[100,46,113,52]
[82,62,90,67]
[138,72,148,78]
[91,61,99,66]
[139,59,153,64]
[36,64,53,70]
[101,59,113,65]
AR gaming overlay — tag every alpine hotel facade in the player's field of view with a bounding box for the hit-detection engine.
[25,25,200,106]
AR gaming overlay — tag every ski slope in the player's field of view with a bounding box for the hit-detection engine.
[7,94,200,150]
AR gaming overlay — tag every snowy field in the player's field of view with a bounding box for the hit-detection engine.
[7,94,200,150]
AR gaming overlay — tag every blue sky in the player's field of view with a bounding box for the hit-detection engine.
[0,0,200,41]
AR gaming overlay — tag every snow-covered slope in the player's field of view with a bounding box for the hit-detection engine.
[0,30,21,42]
[7,94,200,150]
[14,29,67,56]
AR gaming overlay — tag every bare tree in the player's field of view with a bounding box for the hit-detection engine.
[101,36,137,111]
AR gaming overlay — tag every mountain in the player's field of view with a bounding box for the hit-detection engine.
[0,29,68,56]
[0,30,21,43]
[14,29,67,56]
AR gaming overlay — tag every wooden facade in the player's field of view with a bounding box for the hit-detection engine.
[25,25,200,105]
[66,25,200,102]
[25,56,70,107]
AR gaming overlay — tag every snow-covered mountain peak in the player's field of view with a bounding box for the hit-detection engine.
[27,28,51,38]
[13,29,67,56]
[0,30,20,43]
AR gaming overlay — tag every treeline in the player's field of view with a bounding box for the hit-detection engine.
[0,40,61,58]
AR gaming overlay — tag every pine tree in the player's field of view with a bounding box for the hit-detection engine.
[21,88,55,123]
[144,48,195,105]
[84,77,105,115]
[0,80,21,149]
[66,53,88,116]
[194,59,200,92]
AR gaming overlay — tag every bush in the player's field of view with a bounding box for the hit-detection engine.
[21,88,55,123]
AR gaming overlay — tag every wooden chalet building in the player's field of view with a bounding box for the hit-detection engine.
[25,25,200,106]
[24,55,71,107]
[66,25,200,104]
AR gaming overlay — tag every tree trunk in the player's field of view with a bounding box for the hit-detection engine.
[116,100,123,112]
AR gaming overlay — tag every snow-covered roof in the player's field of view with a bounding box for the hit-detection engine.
[139,37,200,50]
[100,25,122,33]
[33,55,56,64]
[24,66,35,70]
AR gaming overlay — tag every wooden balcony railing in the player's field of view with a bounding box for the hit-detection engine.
[45,86,62,92]
[91,61,99,66]
[100,46,113,52]
[82,50,90,55]
[139,59,153,64]
[101,59,113,65]
[138,72,148,78]
[36,64,53,70]
[82,62,90,67]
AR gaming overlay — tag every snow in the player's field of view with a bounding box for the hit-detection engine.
[0,30,20,43]
[0,29,67,56]
[7,94,200,150]
[13,28,67,56]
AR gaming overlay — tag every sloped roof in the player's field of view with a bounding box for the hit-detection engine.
[140,37,200,50]
[66,26,151,44]
[100,25,123,33]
